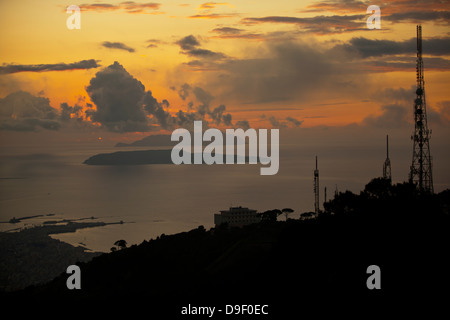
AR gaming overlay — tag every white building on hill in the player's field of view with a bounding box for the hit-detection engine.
[214,206,260,227]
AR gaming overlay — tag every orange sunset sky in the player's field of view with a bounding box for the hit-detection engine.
[0,0,449,138]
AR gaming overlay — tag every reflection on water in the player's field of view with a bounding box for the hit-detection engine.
[0,141,391,252]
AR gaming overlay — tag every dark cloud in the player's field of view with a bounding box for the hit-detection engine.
[193,86,214,107]
[286,116,304,127]
[209,40,349,104]
[60,103,83,122]
[173,83,233,127]
[102,41,135,53]
[80,2,162,14]
[185,60,204,67]
[86,62,150,132]
[245,1,449,35]
[176,35,227,59]
[336,37,450,58]
[302,0,450,23]
[367,56,450,72]
[119,1,162,13]
[197,33,448,107]
[363,104,409,128]
[301,0,367,13]
[267,116,303,128]
[141,91,174,129]
[146,39,162,48]
[386,10,450,24]
[0,91,60,131]
[86,63,234,132]
[0,118,60,131]
[198,2,231,10]
[268,116,287,129]
[176,35,201,50]
[189,13,239,19]
[222,113,232,126]
[209,104,226,125]
[211,26,262,40]
[234,120,250,130]
[435,101,450,125]
[0,60,99,74]
[241,14,366,34]
[213,27,244,34]
[187,48,226,58]
[178,83,191,100]
[374,86,415,104]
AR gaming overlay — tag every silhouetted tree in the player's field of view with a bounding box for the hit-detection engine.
[114,239,127,250]
[300,212,314,219]
[326,190,359,216]
[363,177,392,199]
[258,209,282,222]
[282,208,294,221]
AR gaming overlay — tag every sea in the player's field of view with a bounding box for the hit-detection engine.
[1,127,448,252]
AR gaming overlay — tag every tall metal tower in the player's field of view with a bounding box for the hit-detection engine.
[314,156,319,214]
[410,25,434,193]
[383,135,392,182]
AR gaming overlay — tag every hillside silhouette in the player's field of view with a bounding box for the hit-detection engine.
[6,178,450,314]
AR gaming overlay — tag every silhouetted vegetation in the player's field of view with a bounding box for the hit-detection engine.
[0,222,104,291]
[114,239,127,250]
[258,209,283,222]
[281,208,294,220]
[4,178,450,314]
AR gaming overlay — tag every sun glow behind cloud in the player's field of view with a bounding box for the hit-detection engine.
[0,0,448,132]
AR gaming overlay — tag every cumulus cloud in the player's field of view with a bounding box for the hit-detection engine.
[193,86,214,107]
[86,62,234,132]
[176,84,233,126]
[207,40,350,104]
[178,83,191,100]
[60,102,84,122]
[267,116,287,128]
[86,62,151,132]
[363,104,409,128]
[437,101,450,123]
[373,86,415,104]
[234,120,250,130]
[0,91,60,131]
[0,59,99,74]
[102,41,135,53]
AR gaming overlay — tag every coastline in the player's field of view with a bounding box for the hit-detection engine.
[0,219,123,292]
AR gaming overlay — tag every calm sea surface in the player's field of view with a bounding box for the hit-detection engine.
[1,130,446,252]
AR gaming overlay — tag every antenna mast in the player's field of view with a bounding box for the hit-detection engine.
[383,135,392,182]
[314,156,319,214]
[410,25,433,193]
